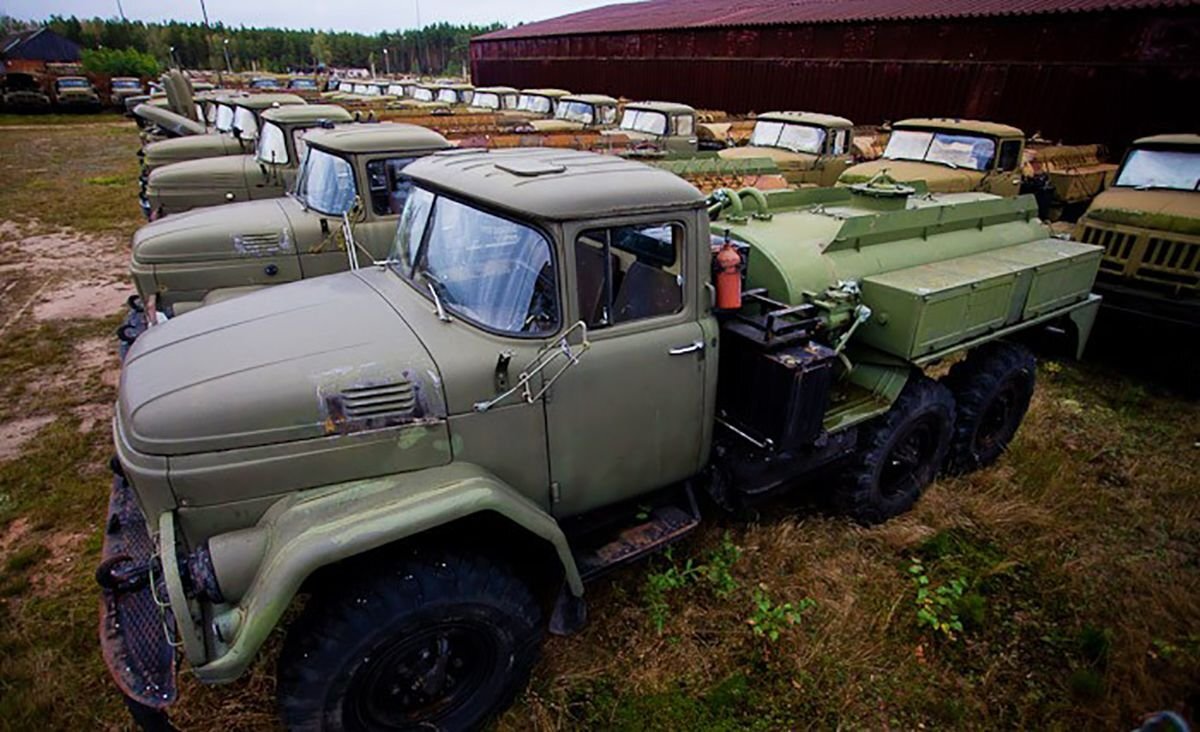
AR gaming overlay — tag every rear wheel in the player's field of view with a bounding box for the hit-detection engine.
[836,375,955,525]
[277,551,544,732]
[942,341,1036,475]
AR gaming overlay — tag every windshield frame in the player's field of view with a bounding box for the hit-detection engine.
[392,185,562,339]
[1114,147,1200,192]
[883,128,998,172]
[517,93,552,114]
[292,146,358,217]
[620,108,669,135]
[750,119,828,154]
[555,100,596,125]
[256,120,290,165]
[232,105,260,140]
[214,103,235,133]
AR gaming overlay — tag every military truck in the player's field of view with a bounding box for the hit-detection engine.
[108,76,145,108]
[499,88,571,125]
[139,104,355,219]
[0,72,50,113]
[603,100,700,154]
[840,118,1116,220]
[51,75,102,111]
[718,111,857,187]
[1073,133,1199,334]
[120,123,452,348]
[519,93,619,133]
[468,85,519,112]
[100,148,1102,730]
[139,93,307,173]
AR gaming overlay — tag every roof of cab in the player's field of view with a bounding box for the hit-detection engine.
[437,82,475,90]
[756,110,853,128]
[303,123,451,154]
[894,117,1024,138]
[561,93,619,106]
[404,147,704,221]
[233,93,306,109]
[1133,133,1200,148]
[521,88,571,98]
[261,104,353,124]
[475,86,519,94]
[624,100,695,115]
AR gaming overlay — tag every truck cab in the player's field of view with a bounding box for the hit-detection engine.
[605,100,699,154]
[523,93,618,133]
[840,118,1026,197]
[0,72,51,113]
[140,104,355,219]
[719,111,856,187]
[108,76,144,107]
[468,85,519,112]
[53,75,101,110]
[125,123,451,333]
[1073,133,1200,331]
[500,88,571,125]
[140,93,307,173]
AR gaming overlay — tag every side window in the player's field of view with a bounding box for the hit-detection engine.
[830,129,848,155]
[292,128,309,161]
[599,106,616,125]
[575,222,684,328]
[676,115,694,137]
[997,140,1022,172]
[366,157,419,216]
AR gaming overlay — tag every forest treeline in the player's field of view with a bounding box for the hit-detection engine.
[8,15,503,74]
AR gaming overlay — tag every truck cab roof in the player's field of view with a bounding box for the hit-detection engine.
[302,123,451,155]
[894,117,1024,139]
[756,111,853,129]
[261,104,352,125]
[561,94,618,106]
[404,147,704,221]
[624,100,695,116]
[521,88,571,98]
[234,93,306,110]
[1133,133,1200,148]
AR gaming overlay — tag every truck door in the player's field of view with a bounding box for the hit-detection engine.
[818,127,853,186]
[546,216,710,518]
[982,138,1024,197]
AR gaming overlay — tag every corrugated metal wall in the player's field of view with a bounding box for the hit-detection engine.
[471,9,1199,153]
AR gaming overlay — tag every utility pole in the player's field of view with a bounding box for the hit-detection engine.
[383,48,390,75]
[199,0,211,26]
[116,0,127,21]
[223,38,232,73]
[415,0,421,28]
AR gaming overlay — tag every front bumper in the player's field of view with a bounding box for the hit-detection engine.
[98,473,178,710]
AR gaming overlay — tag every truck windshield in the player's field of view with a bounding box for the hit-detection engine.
[517,94,552,114]
[412,87,434,102]
[250,79,280,89]
[294,148,356,215]
[473,92,501,109]
[387,84,405,96]
[1115,149,1200,192]
[215,104,235,132]
[620,109,668,135]
[256,122,289,165]
[290,79,317,89]
[556,101,595,124]
[437,89,458,103]
[750,121,826,153]
[233,106,259,139]
[392,187,559,335]
[884,129,997,171]
[57,78,89,89]
[112,79,141,89]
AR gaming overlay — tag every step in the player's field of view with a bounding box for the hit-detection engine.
[575,502,700,581]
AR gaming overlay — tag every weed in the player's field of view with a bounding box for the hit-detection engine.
[643,548,703,633]
[909,557,968,640]
[746,584,814,643]
[4,544,48,573]
[699,531,742,597]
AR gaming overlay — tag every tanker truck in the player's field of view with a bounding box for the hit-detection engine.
[99,149,1101,730]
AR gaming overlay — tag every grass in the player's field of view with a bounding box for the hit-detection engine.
[0,117,1197,731]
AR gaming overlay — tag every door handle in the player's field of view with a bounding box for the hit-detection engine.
[669,340,704,356]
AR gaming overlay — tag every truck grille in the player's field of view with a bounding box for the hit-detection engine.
[1079,223,1199,292]
[339,381,417,420]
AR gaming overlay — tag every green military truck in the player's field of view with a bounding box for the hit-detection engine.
[119,122,451,350]
[467,85,519,112]
[139,104,355,219]
[100,148,1102,730]
[139,93,307,173]
[604,100,701,154]
[52,75,101,111]
[718,111,857,187]
[498,88,572,126]
[108,76,145,108]
[519,93,619,133]
[1073,133,1199,335]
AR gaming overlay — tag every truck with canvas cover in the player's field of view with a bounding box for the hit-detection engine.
[99,150,1101,731]
[139,104,355,219]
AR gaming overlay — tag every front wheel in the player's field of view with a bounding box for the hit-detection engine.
[836,375,955,525]
[277,551,544,732]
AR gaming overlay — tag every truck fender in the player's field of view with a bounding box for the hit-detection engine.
[190,462,582,684]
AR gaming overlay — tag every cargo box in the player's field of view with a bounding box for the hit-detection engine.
[857,238,1102,359]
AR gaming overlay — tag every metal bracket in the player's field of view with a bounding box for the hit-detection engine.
[474,321,590,412]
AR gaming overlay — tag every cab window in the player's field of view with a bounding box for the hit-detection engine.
[997,140,1022,172]
[830,128,849,155]
[676,115,694,136]
[367,157,420,216]
[574,222,684,328]
[599,106,617,125]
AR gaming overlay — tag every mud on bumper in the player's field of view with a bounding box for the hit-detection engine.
[98,473,178,711]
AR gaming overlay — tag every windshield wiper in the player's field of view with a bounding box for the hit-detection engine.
[421,272,452,323]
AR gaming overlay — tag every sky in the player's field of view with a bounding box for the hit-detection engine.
[2,0,629,33]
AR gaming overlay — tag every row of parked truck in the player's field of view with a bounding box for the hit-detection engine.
[99,72,1195,730]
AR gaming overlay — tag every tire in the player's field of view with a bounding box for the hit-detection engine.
[942,341,1036,475]
[277,551,544,732]
[836,375,955,525]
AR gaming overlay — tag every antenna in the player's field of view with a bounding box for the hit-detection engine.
[116,0,127,20]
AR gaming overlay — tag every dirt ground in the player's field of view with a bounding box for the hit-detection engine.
[0,119,1197,732]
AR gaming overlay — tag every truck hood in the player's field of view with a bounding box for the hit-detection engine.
[719,146,819,166]
[133,197,297,264]
[528,118,587,133]
[839,159,982,192]
[142,134,246,170]
[1082,188,1200,237]
[119,271,446,456]
[146,154,265,195]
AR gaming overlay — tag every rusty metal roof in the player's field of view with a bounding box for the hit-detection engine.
[479,0,1195,39]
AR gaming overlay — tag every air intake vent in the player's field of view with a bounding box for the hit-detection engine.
[233,230,290,255]
[339,381,417,420]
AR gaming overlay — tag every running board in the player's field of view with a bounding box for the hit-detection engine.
[573,488,701,581]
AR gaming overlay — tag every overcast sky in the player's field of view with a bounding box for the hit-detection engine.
[3,0,626,32]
